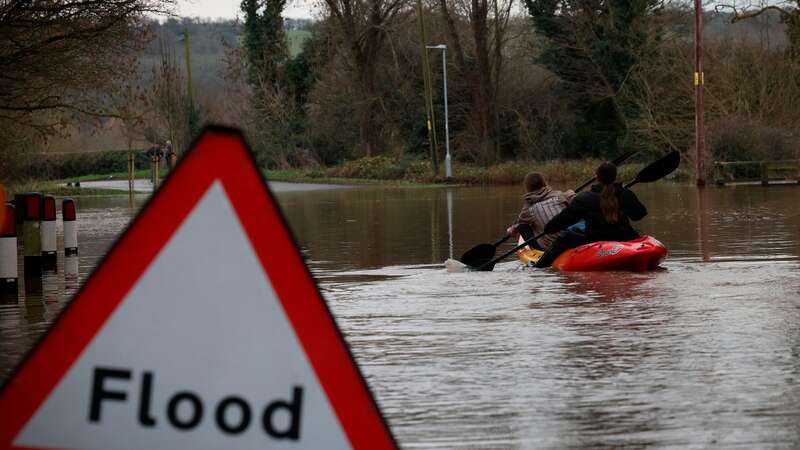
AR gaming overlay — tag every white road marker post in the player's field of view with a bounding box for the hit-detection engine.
[62,198,78,256]
[40,196,57,271]
[0,203,18,301]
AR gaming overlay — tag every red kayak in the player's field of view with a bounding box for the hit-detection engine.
[551,236,667,272]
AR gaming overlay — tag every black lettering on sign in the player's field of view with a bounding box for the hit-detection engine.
[216,396,252,434]
[167,391,204,430]
[89,367,131,422]
[86,367,305,439]
[263,386,303,440]
[138,371,157,427]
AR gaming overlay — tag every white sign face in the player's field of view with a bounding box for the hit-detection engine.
[15,183,350,450]
[0,127,396,450]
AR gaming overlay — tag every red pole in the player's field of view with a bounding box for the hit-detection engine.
[694,0,706,186]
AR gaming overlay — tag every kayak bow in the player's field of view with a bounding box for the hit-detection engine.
[517,236,667,272]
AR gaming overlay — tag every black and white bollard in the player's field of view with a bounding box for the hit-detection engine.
[40,196,57,270]
[0,203,18,300]
[63,198,78,256]
[22,193,42,278]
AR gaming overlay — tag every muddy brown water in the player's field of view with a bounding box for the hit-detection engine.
[1,183,799,448]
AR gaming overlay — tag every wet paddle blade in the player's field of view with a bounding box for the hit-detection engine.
[460,243,496,268]
[633,151,680,184]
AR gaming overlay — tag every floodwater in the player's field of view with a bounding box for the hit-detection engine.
[2,182,800,448]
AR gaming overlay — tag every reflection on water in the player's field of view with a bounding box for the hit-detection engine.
[696,187,711,262]
[1,184,800,448]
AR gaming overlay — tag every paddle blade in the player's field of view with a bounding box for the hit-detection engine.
[477,262,496,271]
[634,151,681,184]
[444,258,470,273]
[460,243,496,268]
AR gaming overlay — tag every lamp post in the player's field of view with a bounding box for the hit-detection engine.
[426,44,452,179]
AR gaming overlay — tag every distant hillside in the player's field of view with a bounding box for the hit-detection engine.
[140,18,313,91]
[706,10,788,47]
[288,29,312,56]
[45,18,313,153]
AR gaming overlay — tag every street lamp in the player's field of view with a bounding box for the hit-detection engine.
[426,44,452,179]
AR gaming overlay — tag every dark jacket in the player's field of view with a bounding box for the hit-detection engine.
[543,183,647,242]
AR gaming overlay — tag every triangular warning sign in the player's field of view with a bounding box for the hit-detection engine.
[0,126,397,450]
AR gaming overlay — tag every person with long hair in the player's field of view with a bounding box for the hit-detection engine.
[534,161,647,268]
[506,172,576,250]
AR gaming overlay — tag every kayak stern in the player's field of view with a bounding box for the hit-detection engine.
[552,236,667,272]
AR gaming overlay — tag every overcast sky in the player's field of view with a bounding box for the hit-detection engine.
[176,0,318,20]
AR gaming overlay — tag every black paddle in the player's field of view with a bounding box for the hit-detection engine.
[459,235,513,270]
[473,150,681,271]
[459,150,638,269]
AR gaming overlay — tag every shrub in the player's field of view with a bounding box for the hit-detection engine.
[325,155,408,179]
[709,118,800,163]
[8,150,151,181]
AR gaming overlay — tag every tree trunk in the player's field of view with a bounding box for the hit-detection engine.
[438,0,467,71]
[492,0,504,160]
[324,0,404,159]
[472,0,495,162]
[357,54,380,157]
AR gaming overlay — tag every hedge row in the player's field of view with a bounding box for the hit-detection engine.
[9,150,153,181]
[303,155,681,185]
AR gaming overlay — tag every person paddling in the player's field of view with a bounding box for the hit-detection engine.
[506,172,576,251]
[534,161,647,268]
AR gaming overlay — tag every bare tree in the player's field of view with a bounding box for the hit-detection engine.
[716,0,800,56]
[149,34,191,153]
[323,0,410,156]
[436,0,514,162]
[0,0,174,157]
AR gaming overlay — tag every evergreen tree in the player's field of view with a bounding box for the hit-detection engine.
[241,0,289,91]
[524,0,660,157]
[239,0,293,166]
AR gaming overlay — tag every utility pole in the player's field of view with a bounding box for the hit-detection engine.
[427,45,452,179]
[183,29,194,112]
[415,0,439,175]
[694,0,705,187]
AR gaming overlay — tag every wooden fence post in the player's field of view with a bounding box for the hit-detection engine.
[128,152,135,208]
[150,153,160,190]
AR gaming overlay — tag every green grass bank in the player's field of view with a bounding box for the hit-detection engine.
[4,181,135,197]
[266,156,689,186]
[7,152,689,192]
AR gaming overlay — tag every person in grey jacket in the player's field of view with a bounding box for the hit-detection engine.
[506,172,575,250]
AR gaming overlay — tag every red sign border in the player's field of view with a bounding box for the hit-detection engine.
[0,126,398,450]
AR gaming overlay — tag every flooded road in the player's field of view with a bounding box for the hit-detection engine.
[2,183,800,448]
